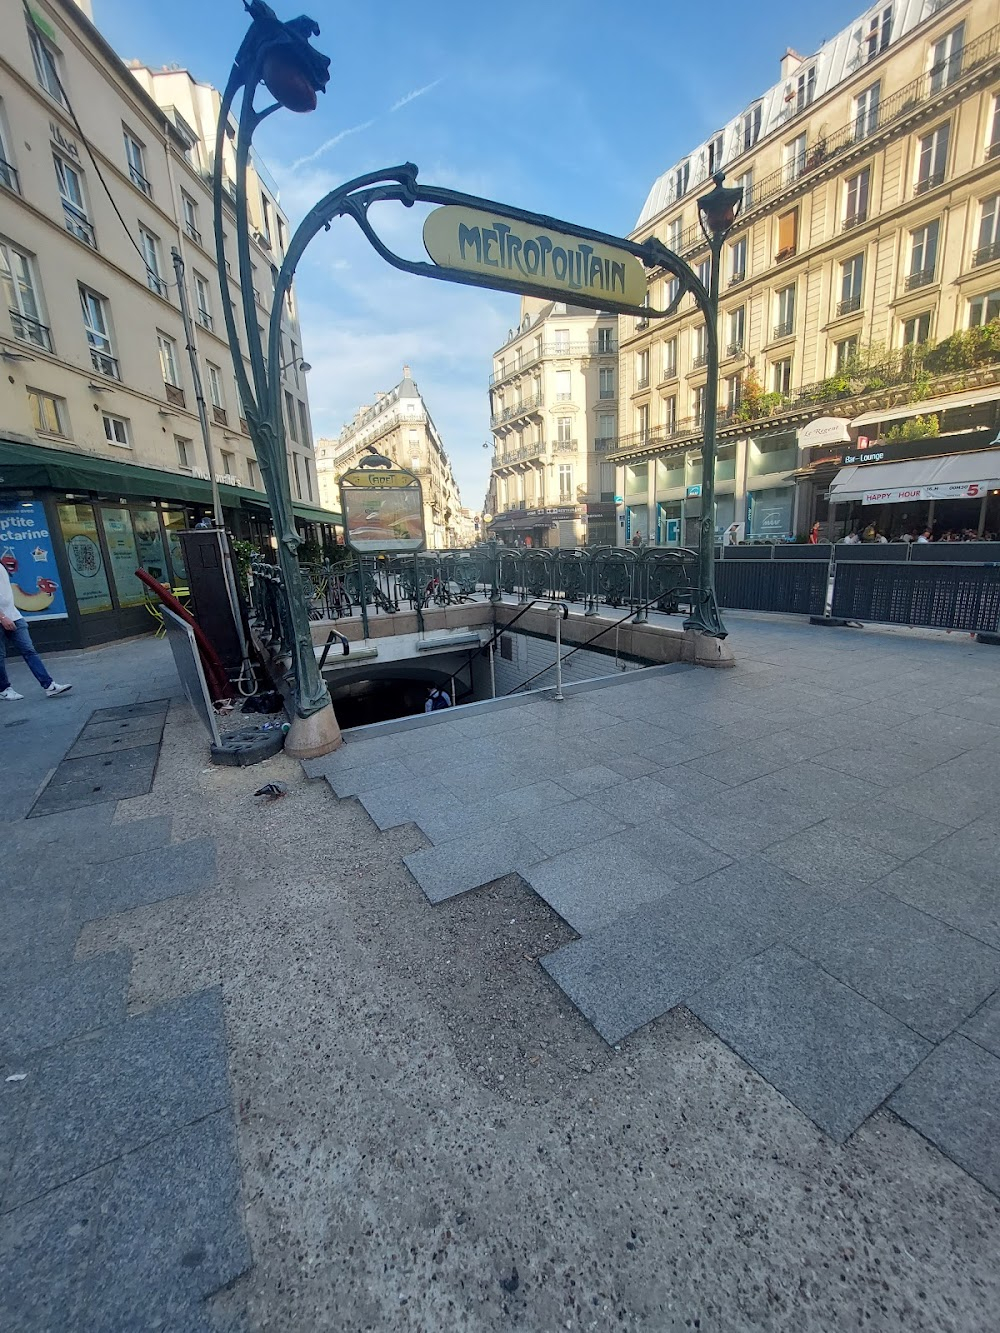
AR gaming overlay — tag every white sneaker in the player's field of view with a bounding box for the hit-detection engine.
[1,686,23,700]
[45,682,72,697]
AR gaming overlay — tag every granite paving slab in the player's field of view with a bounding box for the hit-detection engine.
[6,988,230,1206]
[556,763,625,797]
[689,944,931,1143]
[43,744,161,790]
[0,1077,28,1214]
[73,713,169,743]
[16,815,174,884]
[88,700,170,722]
[28,746,161,818]
[790,892,1000,1042]
[0,952,130,1062]
[761,819,902,894]
[684,730,838,786]
[889,1036,1000,1197]
[876,859,1000,948]
[65,721,165,760]
[403,827,544,905]
[0,895,80,987]
[519,797,628,858]
[960,990,1000,1058]
[591,777,689,826]
[922,818,1000,886]
[490,778,578,825]
[72,837,218,920]
[628,819,733,883]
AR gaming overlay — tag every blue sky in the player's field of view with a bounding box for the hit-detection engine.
[94,0,864,509]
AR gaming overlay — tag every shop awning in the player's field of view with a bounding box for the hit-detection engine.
[851,387,1000,429]
[0,437,341,525]
[829,449,1000,504]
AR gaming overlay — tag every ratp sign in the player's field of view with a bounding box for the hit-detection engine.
[422,206,647,308]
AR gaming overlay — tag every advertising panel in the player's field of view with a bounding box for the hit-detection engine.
[57,502,113,614]
[100,508,145,607]
[340,470,425,553]
[0,498,68,620]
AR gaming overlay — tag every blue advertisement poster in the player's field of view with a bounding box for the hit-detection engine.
[0,498,69,621]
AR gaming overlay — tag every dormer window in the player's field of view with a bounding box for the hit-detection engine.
[672,161,690,200]
[707,134,725,175]
[864,6,892,62]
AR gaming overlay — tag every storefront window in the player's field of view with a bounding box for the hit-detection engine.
[624,463,648,498]
[656,500,682,545]
[161,509,188,580]
[748,432,797,478]
[100,508,145,607]
[626,504,648,542]
[715,445,737,483]
[748,487,794,540]
[714,494,736,538]
[656,457,685,491]
[57,502,113,614]
[133,508,169,583]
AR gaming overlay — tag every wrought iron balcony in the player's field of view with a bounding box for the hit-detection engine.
[185,220,202,245]
[128,163,152,197]
[197,307,214,331]
[9,309,52,351]
[904,267,936,290]
[842,210,867,232]
[90,348,120,380]
[837,294,862,316]
[164,381,185,408]
[692,352,709,370]
[728,271,746,287]
[63,202,96,248]
[552,439,578,454]
[636,375,649,390]
[773,320,794,339]
[147,272,166,297]
[724,342,744,361]
[914,170,945,196]
[0,156,20,194]
[490,392,543,427]
[973,241,1000,267]
[593,437,618,452]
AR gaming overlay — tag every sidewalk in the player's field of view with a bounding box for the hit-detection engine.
[2,616,1000,1331]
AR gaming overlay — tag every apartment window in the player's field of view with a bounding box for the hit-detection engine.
[260,194,273,246]
[193,273,213,330]
[969,290,1000,326]
[557,416,573,443]
[276,216,287,255]
[929,23,964,95]
[596,326,614,353]
[662,337,677,379]
[636,403,650,440]
[553,327,570,353]
[707,133,724,175]
[776,208,798,260]
[907,220,939,288]
[102,412,131,448]
[27,388,67,436]
[692,385,706,426]
[783,133,807,184]
[247,457,259,489]
[774,284,795,338]
[902,312,931,346]
[729,236,747,285]
[989,95,1000,161]
[672,161,690,200]
[0,107,18,194]
[303,458,313,502]
[834,336,859,372]
[291,452,302,499]
[123,131,151,197]
[727,306,745,356]
[843,167,870,230]
[139,228,165,296]
[636,350,649,390]
[864,7,892,61]
[297,400,310,448]
[725,373,742,415]
[663,395,677,434]
[207,363,224,409]
[599,366,615,399]
[597,414,616,446]
[289,339,301,385]
[175,436,192,469]
[556,368,572,401]
[974,194,1000,267]
[80,288,119,379]
[741,105,762,152]
[667,217,683,252]
[54,156,95,247]
[284,390,299,441]
[181,193,201,244]
[692,324,708,368]
[794,65,816,113]
[664,276,679,308]
[220,450,236,478]
[839,254,865,315]
[29,23,64,104]
[854,83,881,143]
[697,259,711,290]
[733,169,754,210]
[0,241,51,351]
[773,358,792,396]
[158,331,180,386]
[916,123,949,194]
[558,464,573,500]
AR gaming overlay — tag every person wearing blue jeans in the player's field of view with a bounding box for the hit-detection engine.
[0,561,71,700]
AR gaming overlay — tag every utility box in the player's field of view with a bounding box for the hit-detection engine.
[175,528,245,673]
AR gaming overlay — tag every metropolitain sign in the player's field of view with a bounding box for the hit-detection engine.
[422,205,647,309]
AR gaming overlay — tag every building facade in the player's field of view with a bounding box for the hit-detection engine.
[315,367,462,549]
[616,0,1000,546]
[486,297,619,547]
[0,0,332,648]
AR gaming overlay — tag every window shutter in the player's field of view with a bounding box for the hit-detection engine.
[778,208,798,254]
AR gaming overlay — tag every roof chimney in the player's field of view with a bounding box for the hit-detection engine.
[780,48,805,81]
[402,364,411,379]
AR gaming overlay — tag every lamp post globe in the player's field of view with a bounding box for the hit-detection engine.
[697,171,744,242]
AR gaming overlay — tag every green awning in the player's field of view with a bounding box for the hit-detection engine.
[0,438,341,525]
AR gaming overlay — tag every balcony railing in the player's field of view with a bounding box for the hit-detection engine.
[147,272,166,297]
[164,382,185,408]
[0,156,20,194]
[63,202,96,248]
[636,376,649,390]
[914,169,946,196]
[552,440,578,454]
[185,221,202,245]
[490,393,544,427]
[90,348,120,380]
[9,309,52,351]
[837,294,862,316]
[842,211,867,232]
[212,405,228,426]
[661,361,678,380]
[904,267,936,290]
[989,141,1000,161]
[593,437,617,452]
[973,241,1000,267]
[197,307,214,331]
[728,271,746,287]
[129,163,152,197]
[692,352,709,370]
[773,320,794,340]
[724,342,744,360]
[488,338,618,386]
[240,416,250,434]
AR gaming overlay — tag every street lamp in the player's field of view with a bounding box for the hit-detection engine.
[686,171,743,639]
[213,1,339,757]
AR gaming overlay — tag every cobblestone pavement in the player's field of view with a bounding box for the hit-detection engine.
[3,616,1000,1331]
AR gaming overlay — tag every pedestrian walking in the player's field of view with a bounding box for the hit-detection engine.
[0,560,71,700]
[424,685,452,713]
